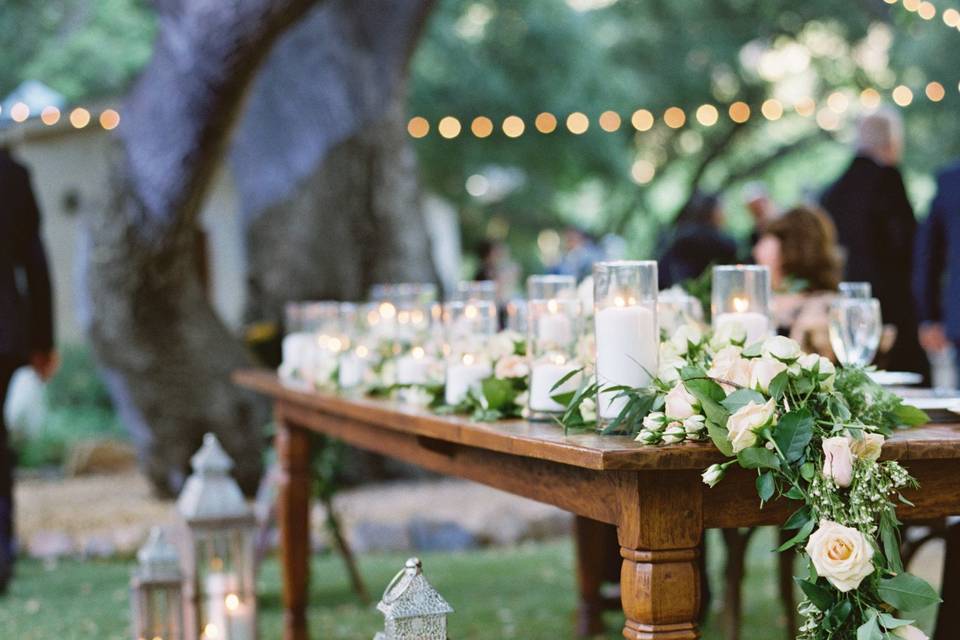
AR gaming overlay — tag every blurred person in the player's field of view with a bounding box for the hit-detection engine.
[821,108,930,382]
[0,147,57,593]
[659,191,738,289]
[743,181,778,247]
[914,159,960,379]
[753,205,842,356]
[555,227,604,282]
[474,239,520,305]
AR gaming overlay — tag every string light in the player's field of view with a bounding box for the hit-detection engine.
[471,116,493,138]
[761,98,784,120]
[827,91,850,114]
[663,106,685,129]
[903,0,921,12]
[69,107,91,128]
[794,97,816,117]
[943,7,960,26]
[534,112,557,133]
[695,104,719,126]
[630,159,656,184]
[502,115,525,138]
[918,1,937,19]
[40,106,60,125]
[892,84,914,106]
[859,88,882,109]
[10,102,29,122]
[816,108,841,131]
[925,81,946,101]
[729,101,751,123]
[438,116,461,138]
[631,109,654,131]
[598,110,621,132]
[99,109,120,130]
[407,116,429,138]
[566,111,589,134]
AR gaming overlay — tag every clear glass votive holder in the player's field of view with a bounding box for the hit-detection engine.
[838,281,872,299]
[505,299,528,334]
[527,298,582,420]
[442,300,497,405]
[526,274,576,301]
[711,265,772,345]
[593,261,659,424]
[455,280,497,303]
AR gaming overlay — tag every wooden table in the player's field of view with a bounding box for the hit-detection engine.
[235,369,960,640]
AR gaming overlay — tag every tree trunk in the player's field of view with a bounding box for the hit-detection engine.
[79,0,324,496]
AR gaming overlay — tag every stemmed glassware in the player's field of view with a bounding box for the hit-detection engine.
[828,298,882,367]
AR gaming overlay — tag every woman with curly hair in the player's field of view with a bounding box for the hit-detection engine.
[753,204,843,356]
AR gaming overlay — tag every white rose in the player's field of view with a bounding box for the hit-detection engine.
[670,324,703,355]
[683,414,706,436]
[660,340,682,362]
[487,332,519,361]
[636,429,661,445]
[664,383,698,419]
[750,357,788,393]
[893,625,929,640]
[726,399,777,453]
[850,432,884,462]
[763,336,801,362]
[818,357,836,390]
[494,354,530,380]
[710,322,747,350]
[662,422,686,444]
[701,463,725,487]
[397,386,434,408]
[642,411,667,432]
[576,333,596,372]
[580,397,597,422]
[805,520,875,592]
[708,346,752,390]
[822,436,855,488]
[658,358,686,385]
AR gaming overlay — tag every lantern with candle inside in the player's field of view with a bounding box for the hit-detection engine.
[442,301,496,405]
[527,298,581,420]
[374,557,453,640]
[176,434,257,640]
[130,527,185,640]
[593,261,659,424]
[711,265,772,345]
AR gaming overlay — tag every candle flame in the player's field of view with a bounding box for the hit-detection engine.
[464,304,478,319]
[614,296,626,307]
[411,309,425,324]
[397,310,410,324]
[210,557,223,571]
[550,353,567,365]
[203,624,220,639]
[732,296,749,313]
[356,345,369,358]
[412,346,425,359]
[547,299,559,314]
[225,593,240,611]
[378,302,397,319]
[462,353,475,365]
[328,337,343,352]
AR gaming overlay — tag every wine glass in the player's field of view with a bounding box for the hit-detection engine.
[838,282,872,299]
[829,298,882,367]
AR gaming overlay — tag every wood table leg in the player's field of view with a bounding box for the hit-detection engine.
[574,516,621,636]
[617,471,703,640]
[276,413,312,640]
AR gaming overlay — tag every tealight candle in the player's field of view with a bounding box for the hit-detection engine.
[536,300,574,346]
[711,266,773,345]
[529,356,581,413]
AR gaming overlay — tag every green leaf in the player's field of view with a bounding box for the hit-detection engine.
[824,599,852,631]
[700,397,731,428]
[768,370,790,400]
[550,391,576,407]
[722,388,766,413]
[784,485,804,500]
[550,367,583,392]
[481,377,515,411]
[795,577,834,611]
[783,505,812,531]
[894,403,930,427]
[706,421,734,457]
[856,615,883,640]
[880,510,904,573]
[681,370,726,403]
[741,342,763,358]
[800,462,816,481]
[773,409,814,464]
[737,447,780,470]
[756,472,775,503]
[877,573,941,612]
[877,612,915,630]
[778,518,815,551]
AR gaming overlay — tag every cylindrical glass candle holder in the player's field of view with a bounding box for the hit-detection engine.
[657,288,704,337]
[593,261,659,423]
[370,282,438,307]
[527,298,582,420]
[442,301,497,405]
[527,274,576,301]
[505,299,528,334]
[838,281,872,299]
[455,280,497,303]
[711,265,772,345]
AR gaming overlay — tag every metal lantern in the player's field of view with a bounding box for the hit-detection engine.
[176,434,257,640]
[374,558,453,640]
[131,527,185,640]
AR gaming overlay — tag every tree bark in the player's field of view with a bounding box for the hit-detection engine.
[79,0,324,496]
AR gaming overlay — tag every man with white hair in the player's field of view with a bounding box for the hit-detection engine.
[821,108,930,382]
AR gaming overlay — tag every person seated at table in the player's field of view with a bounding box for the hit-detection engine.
[753,204,842,356]
[659,191,739,289]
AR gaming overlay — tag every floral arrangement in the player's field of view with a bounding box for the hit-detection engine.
[561,322,936,640]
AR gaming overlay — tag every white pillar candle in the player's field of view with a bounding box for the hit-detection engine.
[338,353,367,389]
[595,305,657,419]
[536,312,573,346]
[444,359,492,405]
[396,350,432,385]
[224,594,255,640]
[529,362,581,412]
[714,311,770,345]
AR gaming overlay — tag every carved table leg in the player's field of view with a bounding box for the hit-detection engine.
[617,471,703,640]
[574,516,620,636]
[276,410,312,640]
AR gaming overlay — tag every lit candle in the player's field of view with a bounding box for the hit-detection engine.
[338,349,368,389]
[536,300,574,346]
[529,355,581,413]
[444,353,491,405]
[203,574,255,640]
[713,296,770,344]
[595,299,657,419]
[396,347,432,385]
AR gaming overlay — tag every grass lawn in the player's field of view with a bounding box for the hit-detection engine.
[0,529,938,639]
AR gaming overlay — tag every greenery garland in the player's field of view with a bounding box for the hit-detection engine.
[558,324,938,640]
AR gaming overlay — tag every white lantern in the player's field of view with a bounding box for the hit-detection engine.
[374,558,453,640]
[176,434,257,640]
[131,527,185,640]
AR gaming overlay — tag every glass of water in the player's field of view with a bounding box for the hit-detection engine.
[838,282,872,299]
[829,298,882,367]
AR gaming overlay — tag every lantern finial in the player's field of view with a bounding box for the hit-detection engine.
[191,432,234,475]
[176,432,248,521]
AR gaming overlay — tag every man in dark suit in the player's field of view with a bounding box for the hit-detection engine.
[821,109,930,382]
[914,160,960,378]
[0,146,56,593]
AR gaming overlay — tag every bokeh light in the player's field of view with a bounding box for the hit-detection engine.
[598,110,621,132]
[826,92,849,114]
[761,99,783,121]
[407,116,429,138]
[631,109,654,131]
[438,116,461,138]
[925,81,945,102]
[40,106,60,126]
[69,107,91,128]
[859,88,882,109]
[502,115,525,138]
[794,97,816,117]
[10,102,29,122]
[566,111,590,134]
[535,112,558,133]
[892,85,914,107]
[663,107,685,129]
[630,159,656,184]
[99,109,120,130]
[695,104,718,126]
[728,101,751,123]
[471,116,493,138]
